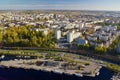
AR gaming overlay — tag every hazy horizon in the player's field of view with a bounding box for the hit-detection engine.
[0,0,120,11]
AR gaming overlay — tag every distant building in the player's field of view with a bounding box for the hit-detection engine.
[55,30,61,40]
[102,26,110,32]
[77,38,88,45]
[94,26,102,31]
[65,23,75,29]
[99,35,109,42]
[67,32,73,43]
[67,30,81,43]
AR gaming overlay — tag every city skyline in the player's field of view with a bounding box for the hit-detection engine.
[0,0,120,11]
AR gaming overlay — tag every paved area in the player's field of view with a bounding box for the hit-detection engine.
[0,59,102,77]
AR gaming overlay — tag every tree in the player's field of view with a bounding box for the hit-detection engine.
[95,46,107,54]
[3,26,57,48]
[30,36,38,47]
[0,30,2,42]
[78,44,90,50]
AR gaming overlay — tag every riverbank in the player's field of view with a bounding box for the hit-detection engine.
[0,49,120,78]
[1,47,120,65]
[1,49,120,72]
[0,59,102,77]
[104,62,120,72]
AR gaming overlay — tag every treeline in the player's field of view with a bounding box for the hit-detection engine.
[0,27,2,42]
[78,36,120,54]
[78,44,107,54]
[108,36,120,54]
[95,22,111,26]
[3,26,57,48]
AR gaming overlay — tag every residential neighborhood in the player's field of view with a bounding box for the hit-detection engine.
[0,11,120,52]
[0,0,120,80]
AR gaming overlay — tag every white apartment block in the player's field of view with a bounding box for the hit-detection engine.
[67,32,73,43]
[55,30,61,40]
[67,31,81,43]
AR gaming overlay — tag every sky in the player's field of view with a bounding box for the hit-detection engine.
[0,0,120,11]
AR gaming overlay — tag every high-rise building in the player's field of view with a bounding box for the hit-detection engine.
[67,32,73,43]
[67,30,81,43]
[55,30,61,40]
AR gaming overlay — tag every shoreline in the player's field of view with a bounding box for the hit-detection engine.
[0,59,102,77]
[104,62,120,72]
[0,66,114,80]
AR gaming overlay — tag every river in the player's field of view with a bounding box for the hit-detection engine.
[0,67,115,80]
[0,55,116,80]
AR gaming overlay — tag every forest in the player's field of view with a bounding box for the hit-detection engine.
[2,26,57,48]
